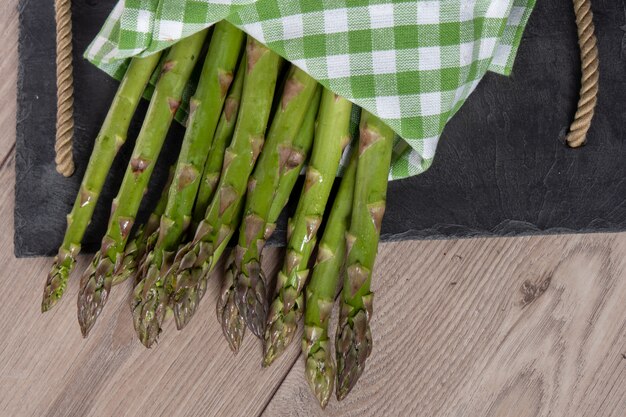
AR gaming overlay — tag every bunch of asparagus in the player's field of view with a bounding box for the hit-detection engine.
[42,23,395,408]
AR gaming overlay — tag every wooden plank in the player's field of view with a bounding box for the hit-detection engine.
[262,234,626,416]
[0,0,18,162]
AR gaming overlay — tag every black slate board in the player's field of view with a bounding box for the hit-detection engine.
[15,0,626,258]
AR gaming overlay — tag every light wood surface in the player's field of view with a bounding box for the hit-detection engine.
[2,2,625,416]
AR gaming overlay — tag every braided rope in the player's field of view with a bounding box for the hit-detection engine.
[566,0,599,148]
[55,0,75,177]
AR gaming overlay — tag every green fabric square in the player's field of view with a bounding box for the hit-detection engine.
[348,30,373,54]
[302,34,327,58]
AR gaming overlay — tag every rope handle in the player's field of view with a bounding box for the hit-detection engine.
[55,0,75,177]
[566,0,600,148]
[53,1,599,175]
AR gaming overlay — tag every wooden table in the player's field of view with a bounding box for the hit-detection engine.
[2,2,625,416]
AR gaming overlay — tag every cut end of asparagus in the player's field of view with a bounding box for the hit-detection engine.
[217,265,245,353]
[303,327,335,409]
[42,247,78,312]
[77,251,114,337]
[335,308,373,401]
[131,264,168,348]
[233,257,269,339]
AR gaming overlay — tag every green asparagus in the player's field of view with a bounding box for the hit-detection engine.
[263,88,353,367]
[303,150,357,409]
[218,87,321,352]
[42,53,163,312]
[335,110,394,400]
[216,67,319,352]
[168,36,281,330]
[131,22,245,348]
[112,164,175,286]
[191,55,246,229]
[76,30,208,337]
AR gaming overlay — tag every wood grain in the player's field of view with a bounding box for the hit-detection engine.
[2,1,626,416]
[0,0,18,162]
[263,236,626,416]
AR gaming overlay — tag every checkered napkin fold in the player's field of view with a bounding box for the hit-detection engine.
[85,0,536,180]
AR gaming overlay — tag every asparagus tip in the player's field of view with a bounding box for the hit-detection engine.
[42,253,75,312]
[76,252,113,338]
[262,323,296,367]
[263,297,299,367]
[233,263,269,339]
[172,288,200,330]
[131,276,167,348]
[305,354,334,409]
[217,269,246,353]
[334,309,373,401]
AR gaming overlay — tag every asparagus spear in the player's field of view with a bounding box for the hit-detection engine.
[303,150,357,409]
[41,53,163,312]
[191,54,246,229]
[131,23,245,347]
[263,89,353,367]
[335,111,394,400]
[168,36,281,330]
[112,164,175,286]
[216,68,319,352]
[217,88,322,352]
[76,30,208,337]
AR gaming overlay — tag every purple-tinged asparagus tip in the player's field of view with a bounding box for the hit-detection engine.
[335,309,373,401]
[217,265,246,353]
[77,253,114,338]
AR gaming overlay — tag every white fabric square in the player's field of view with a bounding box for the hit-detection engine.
[281,14,304,40]
[368,4,395,29]
[416,1,440,24]
[485,0,510,19]
[372,50,397,74]
[242,22,265,43]
[491,44,512,68]
[326,54,351,79]
[136,10,151,33]
[459,41,475,66]
[418,47,441,71]
[376,95,401,119]
[421,136,439,159]
[291,58,308,73]
[158,20,184,40]
[420,92,442,116]
[478,37,497,60]
[324,8,349,34]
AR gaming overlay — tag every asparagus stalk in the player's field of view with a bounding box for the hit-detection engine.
[168,36,281,330]
[191,54,246,229]
[131,23,245,347]
[303,150,357,409]
[41,53,163,312]
[335,111,394,400]
[112,164,175,286]
[76,30,208,337]
[218,88,321,353]
[217,68,320,352]
[263,89,353,367]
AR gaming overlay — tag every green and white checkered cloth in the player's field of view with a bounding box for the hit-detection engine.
[85,0,536,180]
